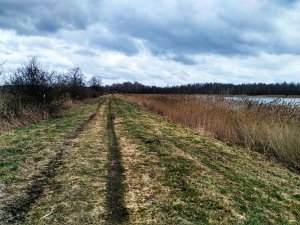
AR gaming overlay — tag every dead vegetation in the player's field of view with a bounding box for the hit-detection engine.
[123,94,300,170]
[0,57,103,134]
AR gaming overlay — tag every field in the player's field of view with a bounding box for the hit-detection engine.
[0,95,300,225]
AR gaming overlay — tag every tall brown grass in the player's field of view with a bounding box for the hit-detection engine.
[123,94,300,170]
[0,92,75,134]
[0,93,47,132]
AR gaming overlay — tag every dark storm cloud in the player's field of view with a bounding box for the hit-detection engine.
[89,33,140,56]
[0,0,98,34]
[1,0,300,61]
[99,0,300,59]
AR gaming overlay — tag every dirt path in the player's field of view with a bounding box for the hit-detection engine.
[1,97,129,225]
[23,102,108,224]
[106,100,129,224]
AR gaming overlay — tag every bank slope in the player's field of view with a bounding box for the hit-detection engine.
[113,96,300,225]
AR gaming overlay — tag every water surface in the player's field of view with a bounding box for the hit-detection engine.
[224,96,300,106]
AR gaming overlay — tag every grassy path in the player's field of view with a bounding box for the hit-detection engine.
[24,101,109,224]
[0,100,100,224]
[1,95,300,224]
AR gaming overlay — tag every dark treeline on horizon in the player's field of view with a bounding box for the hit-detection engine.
[104,81,300,96]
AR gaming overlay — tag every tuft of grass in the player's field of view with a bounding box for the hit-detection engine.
[123,94,300,170]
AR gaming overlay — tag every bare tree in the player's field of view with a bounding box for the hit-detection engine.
[89,76,102,89]
[88,75,103,97]
[8,57,54,105]
[65,67,87,99]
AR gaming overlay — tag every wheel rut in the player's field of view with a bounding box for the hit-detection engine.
[1,103,101,224]
[106,99,129,225]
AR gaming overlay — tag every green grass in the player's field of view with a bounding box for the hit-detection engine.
[0,102,98,182]
[24,101,109,224]
[113,96,300,225]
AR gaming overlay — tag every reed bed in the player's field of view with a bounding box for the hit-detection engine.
[123,94,300,170]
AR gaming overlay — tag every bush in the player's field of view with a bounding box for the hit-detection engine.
[64,67,87,99]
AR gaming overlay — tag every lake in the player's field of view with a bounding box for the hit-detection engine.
[224,96,300,106]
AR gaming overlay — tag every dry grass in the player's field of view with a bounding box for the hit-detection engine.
[1,95,300,224]
[115,117,172,224]
[114,96,300,224]
[123,94,300,170]
[0,91,90,135]
[0,93,49,133]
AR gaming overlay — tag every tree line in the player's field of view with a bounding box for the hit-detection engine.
[104,81,300,95]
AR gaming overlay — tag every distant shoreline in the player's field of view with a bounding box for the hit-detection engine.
[193,94,300,98]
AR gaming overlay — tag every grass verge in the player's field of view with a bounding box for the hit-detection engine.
[1,95,299,225]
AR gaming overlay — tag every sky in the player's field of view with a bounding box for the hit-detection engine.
[0,0,300,86]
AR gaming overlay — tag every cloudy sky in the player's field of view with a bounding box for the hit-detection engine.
[0,0,300,85]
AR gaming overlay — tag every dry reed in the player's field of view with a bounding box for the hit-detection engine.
[0,93,74,133]
[123,94,300,170]
[0,95,49,133]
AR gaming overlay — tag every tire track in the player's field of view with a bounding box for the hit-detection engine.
[106,99,129,224]
[1,103,101,224]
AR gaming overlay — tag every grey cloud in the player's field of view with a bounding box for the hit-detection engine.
[0,0,99,34]
[1,0,300,61]
[89,33,139,56]
[0,0,300,85]
[98,0,300,60]
[74,49,96,57]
